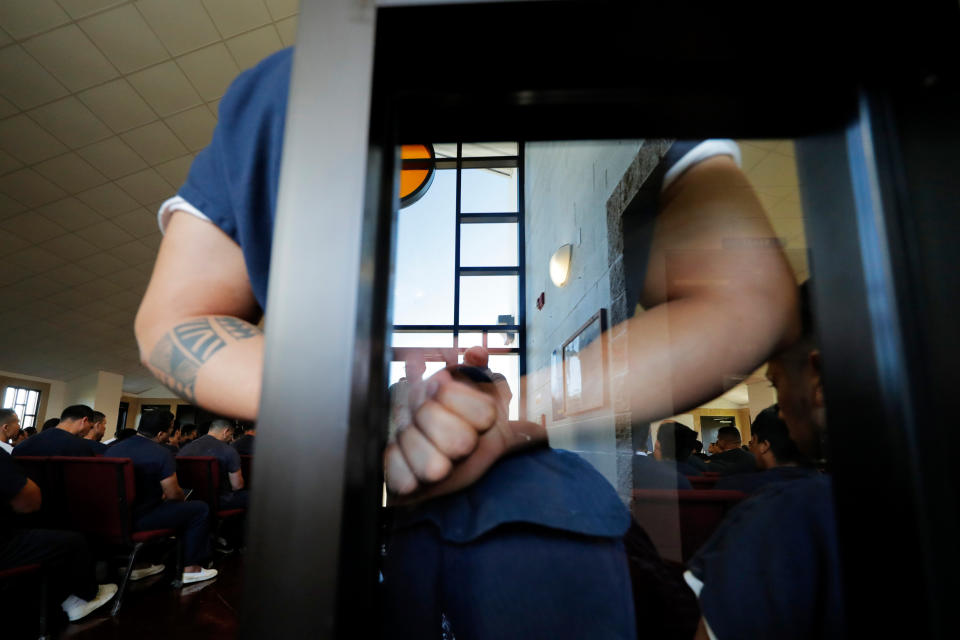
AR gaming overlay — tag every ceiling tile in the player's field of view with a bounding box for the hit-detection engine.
[203,0,272,39]
[100,307,137,327]
[46,263,98,287]
[78,79,157,134]
[75,251,127,277]
[107,238,153,265]
[57,1,127,19]
[112,210,158,238]
[121,121,187,165]
[7,274,64,300]
[0,193,26,221]
[0,149,22,175]
[27,96,112,150]
[36,197,104,231]
[48,287,89,308]
[115,168,174,205]
[176,44,240,102]
[207,99,221,118]
[737,141,769,173]
[127,61,203,117]
[74,219,135,250]
[164,106,215,152]
[773,140,795,157]
[276,15,297,47]
[139,231,162,251]
[0,169,66,208]
[0,211,68,243]
[0,261,34,286]
[0,96,18,119]
[10,245,67,273]
[103,268,148,291]
[264,0,299,20]
[0,228,30,253]
[104,289,142,310]
[155,155,193,188]
[79,4,169,74]
[228,24,284,71]
[0,45,69,110]
[74,277,125,299]
[77,137,147,180]
[38,233,100,261]
[748,152,799,189]
[136,0,221,57]
[76,183,140,217]
[0,0,70,40]
[22,25,119,92]
[34,152,108,193]
[0,114,69,164]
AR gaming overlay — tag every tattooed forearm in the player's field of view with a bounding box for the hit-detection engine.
[148,316,261,404]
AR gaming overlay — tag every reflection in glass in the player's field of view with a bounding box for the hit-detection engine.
[458,276,518,326]
[461,142,518,157]
[488,354,520,420]
[457,332,484,349]
[2,388,13,408]
[460,223,518,267]
[392,332,454,347]
[461,168,518,213]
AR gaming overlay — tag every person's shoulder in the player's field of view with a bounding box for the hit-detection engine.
[215,47,293,128]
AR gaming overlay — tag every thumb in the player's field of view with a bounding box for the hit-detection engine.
[462,346,489,368]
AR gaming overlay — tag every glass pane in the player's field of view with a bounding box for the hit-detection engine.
[2,388,13,408]
[489,330,518,348]
[457,332,484,349]
[458,276,518,326]
[392,332,454,347]
[460,223,518,267]
[488,354,520,420]
[26,390,39,414]
[462,142,518,157]
[388,360,447,386]
[14,406,24,422]
[461,167,518,213]
[14,388,26,406]
[23,415,34,428]
[434,143,458,160]
[393,170,456,324]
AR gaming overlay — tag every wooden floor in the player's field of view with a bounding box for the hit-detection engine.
[59,553,243,640]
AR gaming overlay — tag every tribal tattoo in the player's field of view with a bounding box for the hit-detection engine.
[148,317,261,403]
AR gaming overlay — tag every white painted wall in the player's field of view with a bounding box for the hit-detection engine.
[94,371,124,435]
[64,372,99,408]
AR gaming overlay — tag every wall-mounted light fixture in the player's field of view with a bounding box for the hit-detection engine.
[549,244,572,287]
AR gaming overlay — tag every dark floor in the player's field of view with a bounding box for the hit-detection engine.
[59,552,243,640]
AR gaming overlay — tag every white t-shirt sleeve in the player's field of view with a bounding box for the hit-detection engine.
[157,195,213,234]
[661,139,742,192]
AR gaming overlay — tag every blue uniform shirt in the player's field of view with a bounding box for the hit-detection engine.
[13,428,94,458]
[106,435,176,520]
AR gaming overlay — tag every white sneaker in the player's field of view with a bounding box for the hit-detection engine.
[61,583,118,622]
[181,567,218,584]
[123,564,165,581]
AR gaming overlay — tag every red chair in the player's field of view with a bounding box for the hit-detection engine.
[630,489,748,563]
[51,457,181,616]
[687,475,719,490]
[240,455,253,490]
[702,471,722,478]
[176,456,246,521]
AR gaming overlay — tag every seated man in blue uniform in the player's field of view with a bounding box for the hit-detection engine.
[106,412,216,584]
[178,419,248,510]
[715,404,817,494]
[13,405,97,458]
[686,282,844,640]
[133,49,801,638]
[654,421,705,477]
[1,450,117,628]
[703,426,757,475]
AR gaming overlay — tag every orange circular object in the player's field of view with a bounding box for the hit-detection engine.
[399,143,435,207]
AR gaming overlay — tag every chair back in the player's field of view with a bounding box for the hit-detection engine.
[630,489,747,563]
[176,456,220,511]
[53,457,135,545]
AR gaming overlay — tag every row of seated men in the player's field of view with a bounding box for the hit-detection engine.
[0,405,255,629]
[634,406,819,495]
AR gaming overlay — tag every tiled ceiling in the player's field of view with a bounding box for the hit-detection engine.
[0,0,298,393]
